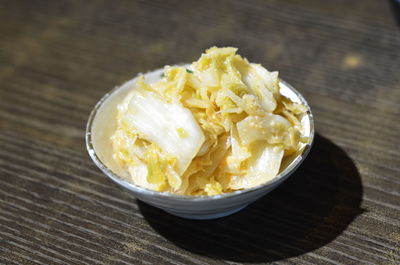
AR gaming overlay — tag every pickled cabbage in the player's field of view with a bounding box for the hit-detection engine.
[111,47,307,195]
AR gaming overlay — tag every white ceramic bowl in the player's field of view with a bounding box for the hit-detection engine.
[86,66,314,220]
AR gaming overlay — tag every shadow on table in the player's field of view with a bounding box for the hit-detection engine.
[389,0,400,27]
[138,133,364,262]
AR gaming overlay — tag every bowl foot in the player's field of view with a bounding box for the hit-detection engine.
[164,205,248,220]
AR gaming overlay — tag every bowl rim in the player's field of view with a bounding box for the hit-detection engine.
[85,68,315,202]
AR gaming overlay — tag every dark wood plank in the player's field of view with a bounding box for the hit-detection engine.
[0,0,399,264]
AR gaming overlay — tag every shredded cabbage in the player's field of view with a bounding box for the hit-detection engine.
[111,47,306,195]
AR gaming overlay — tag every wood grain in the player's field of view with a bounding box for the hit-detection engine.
[0,0,399,264]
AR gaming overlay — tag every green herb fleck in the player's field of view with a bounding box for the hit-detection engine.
[161,73,165,78]
[186,69,193,74]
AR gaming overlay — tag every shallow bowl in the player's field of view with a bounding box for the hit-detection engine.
[86,66,314,220]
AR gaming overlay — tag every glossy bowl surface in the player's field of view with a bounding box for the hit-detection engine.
[86,66,314,219]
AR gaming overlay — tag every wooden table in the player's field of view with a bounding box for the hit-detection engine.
[1,1,399,264]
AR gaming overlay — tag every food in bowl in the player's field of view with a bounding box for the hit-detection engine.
[109,47,309,196]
